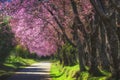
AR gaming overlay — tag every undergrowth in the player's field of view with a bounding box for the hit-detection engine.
[50,61,111,80]
[0,56,37,80]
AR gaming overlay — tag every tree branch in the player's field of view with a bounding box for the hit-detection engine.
[90,0,110,20]
[110,0,120,13]
[42,3,76,47]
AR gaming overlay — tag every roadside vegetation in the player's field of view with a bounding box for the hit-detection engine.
[0,45,39,80]
[50,43,112,80]
[50,61,111,80]
[0,55,37,80]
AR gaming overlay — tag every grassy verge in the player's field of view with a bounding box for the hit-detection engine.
[50,61,111,80]
[50,61,79,80]
[0,56,37,80]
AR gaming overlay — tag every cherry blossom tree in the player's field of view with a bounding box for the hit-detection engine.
[0,0,120,79]
[0,0,59,56]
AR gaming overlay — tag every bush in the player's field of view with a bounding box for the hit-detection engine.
[58,43,77,66]
[0,17,15,63]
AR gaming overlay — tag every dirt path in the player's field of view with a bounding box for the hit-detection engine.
[7,61,51,80]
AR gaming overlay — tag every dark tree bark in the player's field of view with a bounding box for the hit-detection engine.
[104,21,120,79]
[88,23,103,76]
[70,0,87,72]
[117,27,120,41]
[76,37,86,72]
[99,21,110,71]
[90,0,120,79]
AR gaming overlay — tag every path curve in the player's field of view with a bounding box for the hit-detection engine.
[7,61,51,80]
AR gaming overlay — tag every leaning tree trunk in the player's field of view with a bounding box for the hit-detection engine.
[99,21,110,71]
[75,36,86,72]
[70,0,88,72]
[117,27,120,41]
[103,20,120,80]
[72,21,86,72]
[89,0,120,79]
[89,25,103,76]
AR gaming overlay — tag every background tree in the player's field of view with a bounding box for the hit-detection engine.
[0,15,15,63]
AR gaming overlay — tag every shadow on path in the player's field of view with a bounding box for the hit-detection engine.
[6,62,51,80]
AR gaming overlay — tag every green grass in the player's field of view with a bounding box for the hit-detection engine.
[50,61,79,80]
[0,56,37,80]
[50,61,111,80]
[5,56,36,67]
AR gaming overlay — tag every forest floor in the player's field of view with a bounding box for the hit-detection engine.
[6,61,51,80]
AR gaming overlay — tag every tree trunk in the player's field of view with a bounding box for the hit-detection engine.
[99,22,110,71]
[77,39,86,72]
[89,25,103,76]
[104,20,120,80]
[117,27,120,41]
